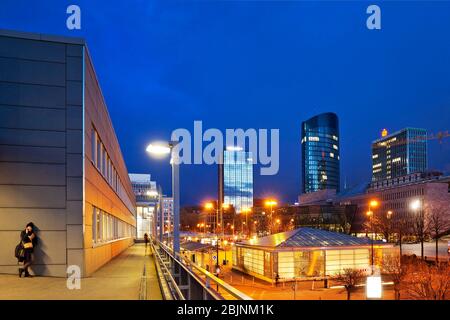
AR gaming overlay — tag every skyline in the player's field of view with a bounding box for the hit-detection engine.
[1,1,450,205]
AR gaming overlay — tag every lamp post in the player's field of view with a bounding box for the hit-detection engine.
[146,141,180,256]
[367,199,379,274]
[410,199,423,259]
[265,200,277,235]
[241,207,251,237]
[204,202,217,266]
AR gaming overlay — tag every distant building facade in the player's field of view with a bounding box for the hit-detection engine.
[223,148,253,214]
[301,112,340,194]
[129,173,159,240]
[372,128,427,182]
[337,173,450,235]
[163,197,173,241]
[0,30,136,277]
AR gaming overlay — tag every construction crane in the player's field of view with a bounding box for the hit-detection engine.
[374,130,450,148]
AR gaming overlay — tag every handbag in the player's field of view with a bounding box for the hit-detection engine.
[14,242,25,261]
[23,242,33,249]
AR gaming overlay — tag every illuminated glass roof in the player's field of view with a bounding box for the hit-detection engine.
[241,228,386,248]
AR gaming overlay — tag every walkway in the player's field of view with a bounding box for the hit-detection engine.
[0,243,162,300]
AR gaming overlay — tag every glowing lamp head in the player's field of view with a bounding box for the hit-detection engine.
[146,143,171,156]
[204,202,214,210]
[265,200,278,207]
[369,200,379,208]
[241,207,251,214]
[381,129,388,137]
[410,199,421,211]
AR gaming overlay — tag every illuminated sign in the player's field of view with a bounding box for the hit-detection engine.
[381,129,388,137]
[366,276,382,299]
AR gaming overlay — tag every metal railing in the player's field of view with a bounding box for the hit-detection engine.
[151,242,185,300]
[156,241,252,300]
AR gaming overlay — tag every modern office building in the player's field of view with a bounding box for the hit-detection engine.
[0,30,136,277]
[301,112,340,194]
[129,173,160,240]
[223,147,254,214]
[232,227,397,283]
[372,128,427,182]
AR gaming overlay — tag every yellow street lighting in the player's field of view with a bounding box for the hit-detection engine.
[276,219,281,224]
[369,200,379,208]
[204,202,214,210]
[222,203,230,210]
[387,210,393,218]
[254,220,257,224]
[241,207,251,214]
[366,211,373,217]
[265,200,278,207]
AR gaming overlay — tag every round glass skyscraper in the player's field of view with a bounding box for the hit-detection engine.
[301,112,340,194]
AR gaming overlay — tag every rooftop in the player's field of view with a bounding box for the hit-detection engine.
[239,227,387,248]
[0,28,85,45]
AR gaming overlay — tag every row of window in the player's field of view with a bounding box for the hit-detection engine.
[92,207,135,244]
[91,128,127,201]
[380,188,425,201]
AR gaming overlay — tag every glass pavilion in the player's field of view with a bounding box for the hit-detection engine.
[232,228,398,283]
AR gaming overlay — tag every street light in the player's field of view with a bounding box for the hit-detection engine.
[410,199,424,259]
[264,199,278,235]
[241,207,251,237]
[146,141,180,256]
[367,199,379,274]
[205,201,227,268]
[410,199,421,211]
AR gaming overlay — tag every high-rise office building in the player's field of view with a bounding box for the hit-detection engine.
[372,128,427,181]
[223,147,253,214]
[301,112,340,194]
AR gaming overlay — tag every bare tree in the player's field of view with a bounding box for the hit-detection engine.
[392,216,409,257]
[405,260,450,300]
[425,202,450,262]
[412,210,427,260]
[371,212,394,242]
[382,254,409,300]
[335,268,365,300]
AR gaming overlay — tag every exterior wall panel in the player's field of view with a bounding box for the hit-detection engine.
[0,31,135,278]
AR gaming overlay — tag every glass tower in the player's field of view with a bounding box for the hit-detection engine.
[301,112,340,194]
[223,149,254,213]
[372,128,427,181]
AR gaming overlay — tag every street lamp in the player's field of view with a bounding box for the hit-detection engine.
[367,199,379,274]
[241,207,251,237]
[146,141,181,256]
[410,199,424,259]
[265,199,278,234]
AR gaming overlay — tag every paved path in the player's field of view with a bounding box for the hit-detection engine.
[0,244,162,300]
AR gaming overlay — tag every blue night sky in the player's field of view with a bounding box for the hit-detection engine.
[1,1,450,205]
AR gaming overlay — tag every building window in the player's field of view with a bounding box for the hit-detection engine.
[92,206,135,246]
